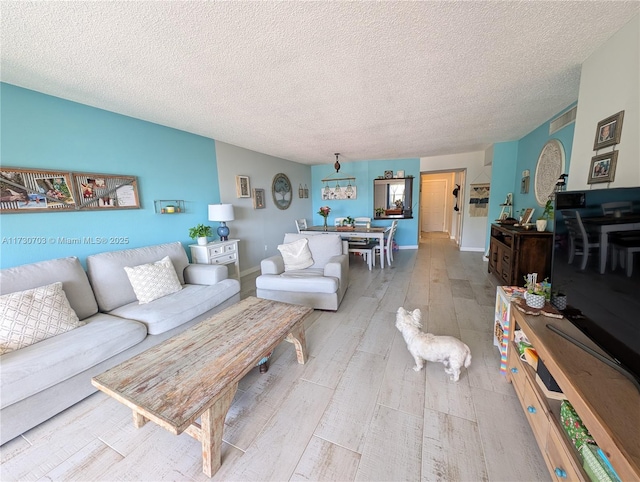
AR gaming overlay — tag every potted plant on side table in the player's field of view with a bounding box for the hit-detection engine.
[189,224,213,246]
[536,199,554,232]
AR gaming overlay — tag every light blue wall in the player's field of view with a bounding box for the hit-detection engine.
[512,103,576,216]
[486,141,518,248]
[0,83,220,268]
[487,103,577,248]
[311,158,420,247]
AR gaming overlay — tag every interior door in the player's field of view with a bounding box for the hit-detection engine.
[421,179,447,232]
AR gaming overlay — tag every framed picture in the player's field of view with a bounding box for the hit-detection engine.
[396,170,405,178]
[236,175,250,198]
[72,172,140,210]
[252,188,265,209]
[0,167,76,212]
[588,151,618,184]
[593,110,624,151]
[521,208,535,224]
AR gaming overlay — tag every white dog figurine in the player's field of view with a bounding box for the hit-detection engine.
[395,307,472,382]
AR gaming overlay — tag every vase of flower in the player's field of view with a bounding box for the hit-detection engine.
[318,206,331,231]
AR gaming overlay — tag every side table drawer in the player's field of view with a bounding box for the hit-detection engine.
[210,252,237,264]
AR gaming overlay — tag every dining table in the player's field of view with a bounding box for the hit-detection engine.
[300,225,391,268]
[582,213,640,273]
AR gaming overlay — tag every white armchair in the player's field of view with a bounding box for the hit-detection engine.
[256,233,349,311]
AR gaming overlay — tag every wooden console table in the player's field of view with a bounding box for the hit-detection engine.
[92,297,312,477]
[507,307,640,481]
[488,224,552,286]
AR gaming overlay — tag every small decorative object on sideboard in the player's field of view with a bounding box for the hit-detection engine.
[523,273,550,309]
[551,291,567,311]
[188,224,213,246]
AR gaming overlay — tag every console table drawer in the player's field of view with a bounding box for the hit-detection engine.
[523,377,549,446]
[546,423,584,481]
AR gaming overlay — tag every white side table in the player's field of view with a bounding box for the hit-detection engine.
[189,239,240,281]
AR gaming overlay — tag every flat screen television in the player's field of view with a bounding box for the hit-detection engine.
[552,187,640,385]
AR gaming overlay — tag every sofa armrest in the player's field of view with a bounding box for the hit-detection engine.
[324,253,349,279]
[261,255,285,275]
[183,264,228,285]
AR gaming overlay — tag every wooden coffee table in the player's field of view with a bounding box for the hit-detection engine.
[91,296,312,477]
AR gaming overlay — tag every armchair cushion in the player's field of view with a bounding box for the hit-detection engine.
[283,233,343,268]
[278,238,314,271]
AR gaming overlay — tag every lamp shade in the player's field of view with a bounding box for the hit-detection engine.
[208,204,234,222]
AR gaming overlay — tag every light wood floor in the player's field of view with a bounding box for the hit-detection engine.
[0,233,550,481]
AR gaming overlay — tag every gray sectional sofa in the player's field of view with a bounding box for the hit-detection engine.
[0,242,241,445]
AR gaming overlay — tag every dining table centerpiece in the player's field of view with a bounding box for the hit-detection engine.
[318,206,331,231]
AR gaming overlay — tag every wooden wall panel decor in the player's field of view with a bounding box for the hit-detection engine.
[0,167,140,213]
[72,172,139,210]
[0,167,76,212]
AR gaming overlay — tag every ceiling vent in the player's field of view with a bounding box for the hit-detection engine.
[549,106,577,135]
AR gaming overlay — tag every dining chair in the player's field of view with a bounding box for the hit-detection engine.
[601,202,633,216]
[348,243,375,270]
[295,218,307,233]
[373,220,398,267]
[561,210,600,270]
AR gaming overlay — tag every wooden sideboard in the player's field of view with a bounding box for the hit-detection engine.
[507,308,640,481]
[488,224,553,286]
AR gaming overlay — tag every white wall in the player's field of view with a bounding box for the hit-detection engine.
[420,151,492,252]
[215,141,312,274]
[570,15,639,189]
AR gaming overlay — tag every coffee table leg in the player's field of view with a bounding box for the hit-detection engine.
[286,324,307,364]
[201,383,237,477]
[133,411,148,428]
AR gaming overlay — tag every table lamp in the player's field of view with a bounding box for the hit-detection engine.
[208,204,235,241]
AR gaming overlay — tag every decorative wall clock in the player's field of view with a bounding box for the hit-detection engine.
[271,173,292,210]
[535,139,565,206]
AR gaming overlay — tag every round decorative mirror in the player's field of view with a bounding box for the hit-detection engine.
[535,139,565,206]
[272,173,292,210]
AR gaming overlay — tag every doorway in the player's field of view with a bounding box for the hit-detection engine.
[420,170,466,247]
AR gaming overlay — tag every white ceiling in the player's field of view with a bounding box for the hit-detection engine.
[1,1,638,166]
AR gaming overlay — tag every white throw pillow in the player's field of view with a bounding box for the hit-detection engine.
[277,238,314,271]
[0,282,84,355]
[124,255,182,304]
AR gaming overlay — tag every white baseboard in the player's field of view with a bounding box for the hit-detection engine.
[398,245,418,250]
[460,247,486,253]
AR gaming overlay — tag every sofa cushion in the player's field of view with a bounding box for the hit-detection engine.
[124,256,183,304]
[0,313,146,409]
[87,242,190,312]
[0,282,85,355]
[0,257,98,320]
[108,279,241,335]
[282,233,343,268]
[256,269,339,293]
[278,238,314,271]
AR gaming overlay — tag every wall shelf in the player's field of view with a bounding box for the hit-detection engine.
[154,200,185,214]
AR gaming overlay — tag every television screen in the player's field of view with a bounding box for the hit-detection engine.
[552,187,640,382]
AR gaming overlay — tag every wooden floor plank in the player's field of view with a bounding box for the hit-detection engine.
[421,408,489,482]
[314,350,388,453]
[291,435,360,482]
[355,404,423,481]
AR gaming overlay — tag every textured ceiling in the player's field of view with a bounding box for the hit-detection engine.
[1,1,638,165]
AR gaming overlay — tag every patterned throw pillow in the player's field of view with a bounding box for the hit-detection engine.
[124,255,182,304]
[0,282,84,355]
[277,238,314,271]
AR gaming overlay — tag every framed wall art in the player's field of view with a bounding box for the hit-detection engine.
[236,175,250,198]
[72,172,139,210]
[593,110,624,151]
[252,188,265,209]
[272,173,292,210]
[1,167,76,212]
[588,151,618,184]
